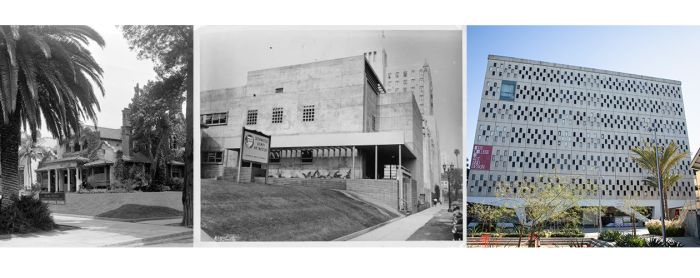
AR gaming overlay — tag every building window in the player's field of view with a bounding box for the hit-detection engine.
[201,112,228,125]
[269,150,281,164]
[246,109,258,125]
[301,150,313,163]
[202,151,223,164]
[272,107,284,124]
[275,87,284,93]
[302,105,315,122]
[500,80,516,101]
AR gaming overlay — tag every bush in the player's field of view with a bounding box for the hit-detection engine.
[615,234,646,247]
[545,229,584,238]
[598,230,622,242]
[110,180,133,193]
[645,237,684,247]
[646,219,685,237]
[166,177,184,191]
[0,195,56,234]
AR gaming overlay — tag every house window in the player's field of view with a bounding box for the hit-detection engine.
[302,105,315,122]
[500,80,516,101]
[201,112,228,125]
[301,150,313,163]
[246,110,258,125]
[275,88,284,93]
[272,107,283,124]
[202,151,223,164]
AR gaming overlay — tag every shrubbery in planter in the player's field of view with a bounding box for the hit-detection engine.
[598,230,622,242]
[645,237,684,247]
[615,234,646,247]
[645,219,685,237]
[0,195,56,234]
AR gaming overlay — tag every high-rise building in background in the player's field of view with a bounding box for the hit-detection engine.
[469,55,695,222]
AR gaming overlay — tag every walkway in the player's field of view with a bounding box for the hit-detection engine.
[407,207,455,241]
[349,205,447,241]
[0,214,192,247]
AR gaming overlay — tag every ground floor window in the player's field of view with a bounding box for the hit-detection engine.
[202,151,223,164]
[301,150,313,163]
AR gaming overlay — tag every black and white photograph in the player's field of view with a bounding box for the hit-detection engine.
[199,27,463,242]
[0,25,193,247]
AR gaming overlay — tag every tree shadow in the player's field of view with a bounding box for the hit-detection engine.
[97,204,182,220]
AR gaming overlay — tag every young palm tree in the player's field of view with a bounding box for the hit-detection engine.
[631,141,688,218]
[0,26,104,205]
[18,132,51,190]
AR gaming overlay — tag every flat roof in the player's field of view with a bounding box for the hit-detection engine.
[229,131,405,149]
[488,55,682,85]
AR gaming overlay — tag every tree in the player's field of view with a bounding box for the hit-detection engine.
[0,26,104,206]
[122,26,193,227]
[467,203,513,235]
[18,132,51,190]
[495,174,585,247]
[620,197,650,237]
[453,148,460,166]
[129,80,185,191]
[631,141,688,219]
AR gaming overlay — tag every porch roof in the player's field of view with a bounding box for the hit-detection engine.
[83,159,114,167]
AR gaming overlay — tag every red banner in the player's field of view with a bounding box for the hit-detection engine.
[471,145,493,171]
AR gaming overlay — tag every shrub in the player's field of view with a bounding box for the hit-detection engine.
[166,177,184,191]
[110,180,133,193]
[546,229,584,238]
[615,234,646,247]
[0,195,56,234]
[645,237,684,247]
[598,230,622,242]
[646,219,685,237]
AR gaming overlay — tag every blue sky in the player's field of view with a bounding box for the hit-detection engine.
[466,26,700,160]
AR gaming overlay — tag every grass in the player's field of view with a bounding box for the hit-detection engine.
[201,180,399,241]
[48,192,183,220]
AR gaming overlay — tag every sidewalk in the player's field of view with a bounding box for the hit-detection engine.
[0,214,192,247]
[349,205,446,241]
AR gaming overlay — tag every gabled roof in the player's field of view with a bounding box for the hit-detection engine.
[97,127,122,141]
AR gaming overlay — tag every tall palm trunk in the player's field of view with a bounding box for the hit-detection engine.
[182,46,193,228]
[0,111,21,206]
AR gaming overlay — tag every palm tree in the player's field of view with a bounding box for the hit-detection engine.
[0,26,104,205]
[18,132,51,190]
[631,141,688,219]
[454,148,460,167]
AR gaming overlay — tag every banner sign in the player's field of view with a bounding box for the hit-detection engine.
[240,128,271,164]
[471,144,493,171]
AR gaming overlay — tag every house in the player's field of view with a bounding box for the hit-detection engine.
[35,108,184,192]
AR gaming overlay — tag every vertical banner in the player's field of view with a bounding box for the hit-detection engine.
[471,144,493,171]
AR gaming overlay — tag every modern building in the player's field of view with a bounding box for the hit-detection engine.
[468,55,696,223]
[200,54,438,213]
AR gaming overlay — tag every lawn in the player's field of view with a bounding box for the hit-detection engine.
[201,180,399,241]
[48,192,183,220]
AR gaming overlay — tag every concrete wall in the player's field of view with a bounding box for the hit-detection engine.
[377,92,424,192]
[347,179,399,211]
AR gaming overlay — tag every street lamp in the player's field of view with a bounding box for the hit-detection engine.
[648,125,667,246]
[443,163,454,211]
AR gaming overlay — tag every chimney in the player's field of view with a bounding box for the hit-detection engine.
[121,108,131,157]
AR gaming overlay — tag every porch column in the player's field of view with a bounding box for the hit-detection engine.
[75,167,82,192]
[53,169,58,192]
[374,145,378,180]
[67,168,72,192]
[351,146,355,180]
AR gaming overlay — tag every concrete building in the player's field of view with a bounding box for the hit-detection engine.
[469,55,696,223]
[200,54,436,213]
